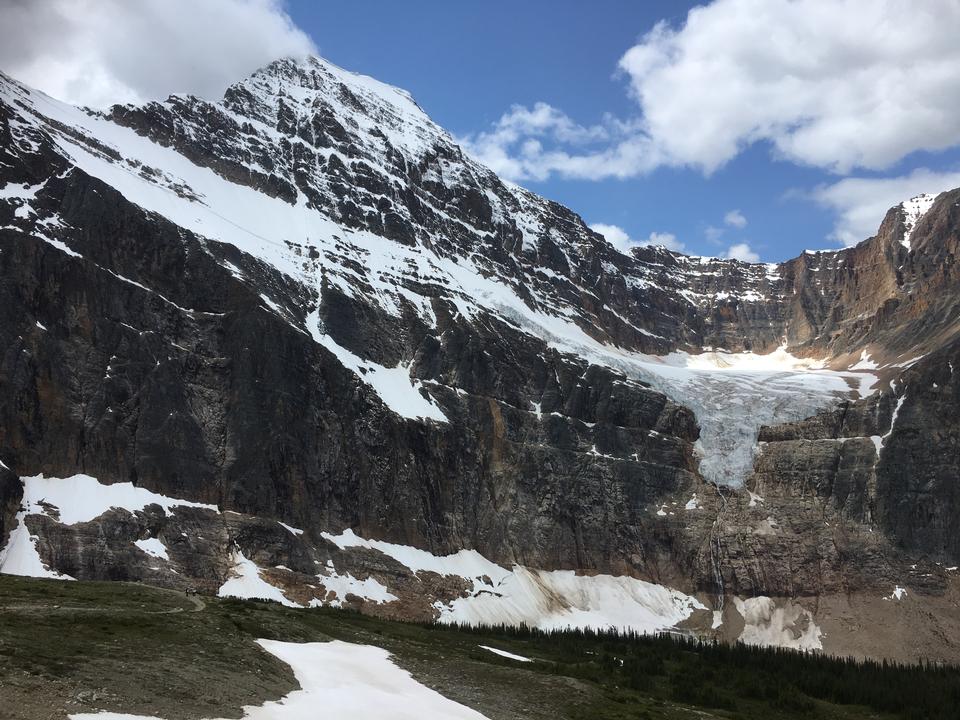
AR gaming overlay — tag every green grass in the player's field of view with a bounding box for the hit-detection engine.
[0,574,954,719]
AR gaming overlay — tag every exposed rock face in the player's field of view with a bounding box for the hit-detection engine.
[0,70,700,575]
[2,56,960,659]
[0,464,20,546]
[754,336,960,564]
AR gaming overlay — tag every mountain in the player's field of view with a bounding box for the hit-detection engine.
[2,55,960,661]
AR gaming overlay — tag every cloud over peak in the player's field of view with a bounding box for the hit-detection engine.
[0,0,316,107]
[590,223,684,254]
[811,168,960,247]
[724,242,760,263]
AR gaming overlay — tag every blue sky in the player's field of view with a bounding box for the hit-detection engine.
[284,0,960,262]
[5,0,959,263]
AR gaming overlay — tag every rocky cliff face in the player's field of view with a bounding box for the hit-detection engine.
[2,56,960,660]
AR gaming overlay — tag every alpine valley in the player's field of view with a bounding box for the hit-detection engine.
[3,55,960,673]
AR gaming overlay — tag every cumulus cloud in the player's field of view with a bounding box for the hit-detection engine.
[702,210,745,245]
[647,231,684,252]
[462,104,660,182]
[724,242,760,263]
[724,209,747,229]
[619,0,960,174]
[465,0,960,182]
[704,226,725,243]
[589,223,632,251]
[0,0,316,107]
[810,168,960,247]
[589,223,684,253]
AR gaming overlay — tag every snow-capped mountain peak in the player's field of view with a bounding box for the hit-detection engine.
[899,192,939,250]
[220,55,449,160]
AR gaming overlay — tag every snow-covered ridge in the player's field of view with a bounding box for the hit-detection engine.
[223,56,451,159]
[0,60,881,486]
[899,192,939,250]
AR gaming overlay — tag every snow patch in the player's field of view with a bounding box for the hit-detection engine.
[442,566,705,635]
[747,491,765,508]
[310,330,447,423]
[322,529,506,580]
[887,586,908,601]
[16,473,218,525]
[278,522,304,536]
[312,570,397,606]
[44,237,83,258]
[134,537,169,561]
[70,638,490,720]
[873,391,907,457]
[900,193,938,250]
[218,548,298,607]
[324,529,704,634]
[850,349,878,371]
[0,512,75,580]
[478,645,532,663]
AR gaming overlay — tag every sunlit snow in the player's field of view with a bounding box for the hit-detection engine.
[899,193,938,250]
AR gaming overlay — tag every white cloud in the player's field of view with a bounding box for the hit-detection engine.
[647,231,684,252]
[589,223,632,251]
[465,0,960,182]
[619,0,960,175]
[462,104,660,182]
[590,224,685,254]
[724,209,747,229]
[724,242,760,263]
[704,225,724,243]
[811,168,960,247]
[703,211,745,245]
[0,0,316,107]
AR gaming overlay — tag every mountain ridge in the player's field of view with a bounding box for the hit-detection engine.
[2,55,960,661]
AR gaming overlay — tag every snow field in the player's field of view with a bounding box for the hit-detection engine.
[68,639,490,720]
